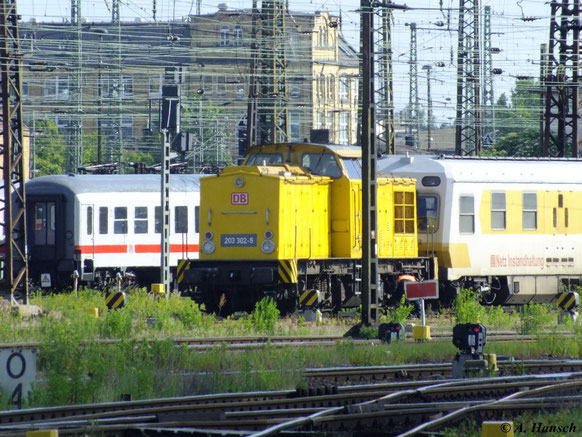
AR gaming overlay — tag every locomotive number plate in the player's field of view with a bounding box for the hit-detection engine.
[221,234,257,247]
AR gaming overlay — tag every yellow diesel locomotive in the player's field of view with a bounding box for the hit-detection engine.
[180,143,434,313]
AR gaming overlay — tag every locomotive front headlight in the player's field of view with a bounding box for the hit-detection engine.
[202,240,216,254]
[261,239,276,254]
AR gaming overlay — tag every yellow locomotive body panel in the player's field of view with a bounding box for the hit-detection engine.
[200,165,331,261]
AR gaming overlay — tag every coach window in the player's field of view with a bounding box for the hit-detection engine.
[155,206,162,233]
[134,207,148,234]
[417,194,439,233]
[114,207,128,234]
[459,195,474,234]
[522,193,537,230]
[195,206,200,233]
[491,192,506,230]
[87,206,93,235]
[175,206,188,233]
[99,207,108,234]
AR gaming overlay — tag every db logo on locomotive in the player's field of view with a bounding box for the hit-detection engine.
[231,192,249,205]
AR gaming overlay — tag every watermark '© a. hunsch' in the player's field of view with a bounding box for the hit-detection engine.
[500,421,577,433]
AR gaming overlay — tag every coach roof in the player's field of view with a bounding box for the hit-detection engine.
[26,174,202,196]
[378,155,582,185]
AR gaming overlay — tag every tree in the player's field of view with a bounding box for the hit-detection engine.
[483,79,542,157]
[31,120,66,176]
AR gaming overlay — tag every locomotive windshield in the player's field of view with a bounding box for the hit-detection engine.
[342,158,362,179]
[417,194,439,232]
[246,153,283,165]
[301,152,342,178]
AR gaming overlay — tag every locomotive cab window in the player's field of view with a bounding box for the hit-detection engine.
[302,152,342,178]
[522,193,537,231]
[134,207,148,234]
[342,158,362,179]
[114,207,128,234]
[417,194,439,233]
[246,153,283,166]
[459,195,474,234]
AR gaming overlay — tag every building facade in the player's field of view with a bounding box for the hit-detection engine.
[20,6,359,173]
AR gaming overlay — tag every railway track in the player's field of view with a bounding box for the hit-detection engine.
[0,330,548,352]
[0,370,580,436]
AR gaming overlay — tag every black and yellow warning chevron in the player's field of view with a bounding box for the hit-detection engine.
[177,259,191,284]
[278,259,298,284]
[557,291,579,311]
[299,289,320,307]
[105,291,126,310]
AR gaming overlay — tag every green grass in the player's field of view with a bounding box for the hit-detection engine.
[0,289,579,410]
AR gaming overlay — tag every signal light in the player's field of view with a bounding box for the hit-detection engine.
[452,323,487,355]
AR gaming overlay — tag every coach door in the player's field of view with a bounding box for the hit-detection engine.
[28,198,57,261]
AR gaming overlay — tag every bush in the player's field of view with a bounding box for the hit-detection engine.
[485,306,514,329]
[250,297,279,335]
[388,295,414,324]
[453,288,486,324]
[518,302,554,334]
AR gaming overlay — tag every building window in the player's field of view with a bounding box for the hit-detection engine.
[103,116,133,140]
[327,75,335,100]
[134,207,148,234]
[216,76,226,97]
[175,206,188,233]
[290,78,301,98]
[103,75,133,98]
[459,195,474,234]
[201,76,213,97]
[352,78,359,105]
[338,112,348,144]
[114,207,128,234]
[326,112,334,131]
[394,191,416,234]
[45,75,70,100]
[289,110,301,141]
[149,75,162,96]
[351,112,357,144]
[99,207,108,234]
[339,76,348,103]
[317,75,325,100]
[22,79,29,97]
[220,25,230,46]
[522,192,537,230]
[233,25,243,46]
[316,112,324,129]
[319,26,327,46]
[491,192,506,230]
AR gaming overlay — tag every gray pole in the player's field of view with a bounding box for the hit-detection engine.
[361,0,379,325]
[160,130,170,297]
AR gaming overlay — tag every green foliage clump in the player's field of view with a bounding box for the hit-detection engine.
[518,302,554,334]
[358,325,378,339]
[388,295,414,324]
[484,306,514,329]
[250,297,280,335]
[453,288,486,324]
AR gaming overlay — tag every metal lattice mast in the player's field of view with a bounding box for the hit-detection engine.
[68,0,83,172]
[481,5,495,147]
[454,0,481,155]
[542,0,580,157]
[254,0,289,144]
[539,43,548,155]
[406,23,420,149]
[0,0,28,302]
[375,6,394,154]
[112,0,123,166]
